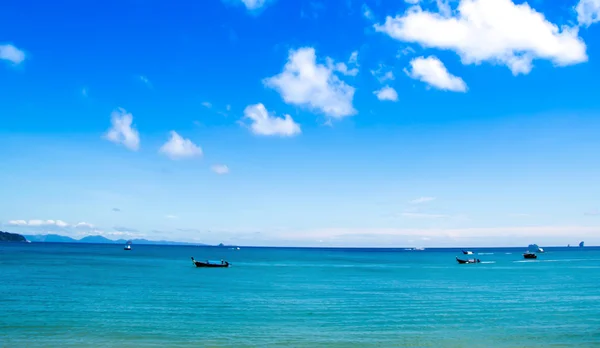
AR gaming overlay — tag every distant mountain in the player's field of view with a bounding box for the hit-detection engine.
[22,234,208,246]
[0,231,27,242]
[79,235,115,244]
[25,234,77,243]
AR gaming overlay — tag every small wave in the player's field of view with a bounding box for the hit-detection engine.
[478,252,494,255]
[505,253,512,255]
[514,258,600,263]
[480,261,496,264]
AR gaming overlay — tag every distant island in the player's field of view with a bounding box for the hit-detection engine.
[0,231,27,242]
[23,234,208,246]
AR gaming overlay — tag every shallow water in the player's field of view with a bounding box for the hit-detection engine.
[1,243,600,347]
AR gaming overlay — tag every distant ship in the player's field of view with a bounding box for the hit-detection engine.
[124,240,132,251]
[579,241,585,248]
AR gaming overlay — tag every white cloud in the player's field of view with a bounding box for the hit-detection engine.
[375,0,588,75]
[243,103,301,137]
[202,101,212,109]
[508,213,532,218]
[8,220,27,226]
[584,209,599,216]
[75,222,94,229]
[363,4,374,20]
[9,219,70,227]
[397,46,416,57]
[401,212,449,219]
[406,56,467,92]
[211,164,230,175]
[374,86,398,101]
[371,64,395,83]
[410,196,436,204]
[576,0,600,27]
[159,131,203,160]
[165,214,178,219]
[139,75,151,87]
[256,225,600,247]
[226,104,232,111]
[264,47,356,118]
[0,44,26,64]
[329,51,360,76]
[104,108,140,151]
[240,0,267,10]
[405,0,420,4]
[435,0,452,17]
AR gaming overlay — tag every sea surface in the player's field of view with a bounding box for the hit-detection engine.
[1,243,600,347]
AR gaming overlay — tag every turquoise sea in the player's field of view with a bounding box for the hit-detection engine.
[1,243,600,347]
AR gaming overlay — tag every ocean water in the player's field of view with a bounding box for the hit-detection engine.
[1,243,600,347]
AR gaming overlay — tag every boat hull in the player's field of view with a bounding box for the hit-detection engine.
[191,257,229,268]
[456,257,480,264]
[193,262,229,268]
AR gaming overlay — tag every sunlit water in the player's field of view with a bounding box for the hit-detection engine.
[1,243,600,347]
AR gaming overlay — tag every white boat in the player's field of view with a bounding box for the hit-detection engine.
[528,244,544,253]
[124,241,132,251]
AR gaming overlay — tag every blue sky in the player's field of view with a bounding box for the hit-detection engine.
[1,0,600,247]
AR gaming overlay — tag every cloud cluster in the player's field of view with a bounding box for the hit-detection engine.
[264,47,357,119]
[576,0,600,27]
[8,219,93,229]
[375,0,588,75]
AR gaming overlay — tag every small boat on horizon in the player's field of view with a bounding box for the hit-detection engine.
[124,241,132,251]
[456,257,480,264]
[523,252,537,259]
[191,257,230,268]
[462,250,473,255]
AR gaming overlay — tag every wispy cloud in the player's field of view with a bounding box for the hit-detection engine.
[139,75,152,88]
[211,164,230,175]
[371,64,395,83]
[410,197,436,204]
[104,108,140,151]
[584,209,599,216]
[508,213,532,218]
[0,43,26,65]
[9,219,69,227]
[362,4,374,20]
[401,212,448,219]
[202,101,212,109]
[113,226,139,233]
[8,219,93,229]
[165,214,178,219]
[112,208,121,212]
